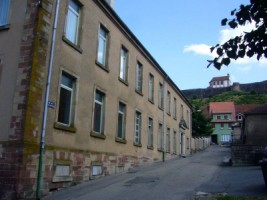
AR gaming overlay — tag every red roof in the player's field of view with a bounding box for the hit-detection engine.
[235,104,261,114]
[244,104,267,115]
[209,102,236,117]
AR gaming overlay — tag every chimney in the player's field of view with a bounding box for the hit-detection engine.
[105,0,114,8]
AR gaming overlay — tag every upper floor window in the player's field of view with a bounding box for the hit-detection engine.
[148,73,154,103]
[119,46,128,82]
[167,91,171,114]
[173,97,177,119]
[180,104,184,120]
[217,115,221,120]
[135,62,143,93]
[117,102,126,140]
[93,89,105,134]
[57,72,76,126]
[158,83,164,109]
[65,0,81,45]
[0,0,10,27]
[97,25,109,67]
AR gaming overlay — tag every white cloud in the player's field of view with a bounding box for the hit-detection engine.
[237,65,253,73]
[183,44,213,57]
[183,22,267,65]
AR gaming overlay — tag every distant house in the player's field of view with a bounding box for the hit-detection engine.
[232,104,260,143]
[209,74,231,88]
[241,104,267,145]
[209,102,236,144]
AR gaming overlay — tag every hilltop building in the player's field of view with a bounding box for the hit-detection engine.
[0,0,191,199]
[209,74,231,88]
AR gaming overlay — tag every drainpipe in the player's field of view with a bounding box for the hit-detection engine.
[162,76,168,162]
[36,0,60,199]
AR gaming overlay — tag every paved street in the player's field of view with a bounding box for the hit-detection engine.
[43,146,267,200]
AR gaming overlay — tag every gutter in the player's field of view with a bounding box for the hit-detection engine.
[36,0,60,198]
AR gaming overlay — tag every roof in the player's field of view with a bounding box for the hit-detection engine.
[244,104,267,115]
[97,0,192,110]
[209,75,230,83]
[235,104,260,114]
[209,102,235,116]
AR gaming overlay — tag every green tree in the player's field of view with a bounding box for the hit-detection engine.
[192,109,213,137]
[208,0,267,69]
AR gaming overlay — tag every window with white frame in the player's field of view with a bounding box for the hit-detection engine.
[93,89,105,134]
[117,102,126,140]
[166,127,170,152]
[158,83,164,109]
[157,123,163,150]
[57,72,76,126]
[173,130,177,154]
[119,46,128,82]
[148,117,153,148]
[97,25,108,66]
[167,91,171,114]
[135,62,143,93]
[134,111,142,145]
[64,0,81,45]
[0,0,10,27]
[173,97,177,119]
[148,73,154,102]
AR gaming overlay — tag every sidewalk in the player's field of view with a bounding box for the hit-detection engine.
[195,146,267,198]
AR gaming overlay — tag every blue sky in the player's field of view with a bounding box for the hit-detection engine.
[114,0,267,90]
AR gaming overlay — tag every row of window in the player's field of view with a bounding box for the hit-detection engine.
[58,71,180,153]
[62,0,189,122]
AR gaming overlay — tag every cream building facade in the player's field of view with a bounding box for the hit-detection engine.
[0,0,192,199]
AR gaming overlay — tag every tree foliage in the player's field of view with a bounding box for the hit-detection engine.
[208,0,267,69]
[192,108,213,137]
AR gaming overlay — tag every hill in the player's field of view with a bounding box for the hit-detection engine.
[190,90,267,109]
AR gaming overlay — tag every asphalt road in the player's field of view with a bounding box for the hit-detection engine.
[43,146,267,200]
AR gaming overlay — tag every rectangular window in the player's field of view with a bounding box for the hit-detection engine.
[148,117,153,148]
[58,72,76,126]
[217,115,221,120]
[166,127,170,152]
[186,110,189,126]
[167,91,171,114]
[97,25,108,66]
[134,111,142,145]
[148,73,154,102]
[173,97,177,119]
[135,62,143,93]
[158,83,164,109]
[0,0,10,27]
[157,123,163,150]
[93,90,105,133]
[117,102,126,139]
[173,130,177,154]
[224,115,228,120]
[180,104,184,119]
[220,123,224,129]
[65,0,81,45]
[119,46,128,82]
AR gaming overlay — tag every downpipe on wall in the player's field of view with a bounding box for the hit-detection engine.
[36,0,60,199]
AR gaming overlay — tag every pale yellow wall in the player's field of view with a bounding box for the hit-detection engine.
[45,0,191,160]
